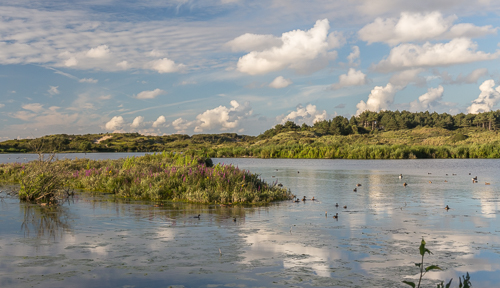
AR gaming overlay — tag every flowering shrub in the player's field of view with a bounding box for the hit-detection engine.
[0,152,291,204]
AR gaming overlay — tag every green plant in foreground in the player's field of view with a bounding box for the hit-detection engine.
[403,238,472,288]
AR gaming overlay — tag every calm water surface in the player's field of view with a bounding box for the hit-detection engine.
[1,154,500,287]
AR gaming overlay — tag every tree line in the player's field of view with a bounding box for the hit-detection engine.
[260,110,500,138]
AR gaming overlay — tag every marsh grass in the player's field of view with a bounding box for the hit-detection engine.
[0,152,291,204]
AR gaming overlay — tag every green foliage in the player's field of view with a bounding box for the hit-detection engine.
[0,154,290,204]
[2,110,500,159]
[403,238,471,288]
[16,155,70,204]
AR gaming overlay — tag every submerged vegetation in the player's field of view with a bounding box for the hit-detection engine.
[1,110,500,159]
[0,153,291,204]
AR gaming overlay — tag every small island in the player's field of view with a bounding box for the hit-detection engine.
[0,153,291,205]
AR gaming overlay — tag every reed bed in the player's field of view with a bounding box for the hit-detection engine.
[206,143,500,159]
[0,152,291,204]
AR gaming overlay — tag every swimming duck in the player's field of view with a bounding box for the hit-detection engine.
[353,188,357,192]
[399,174,403,179]
[335,203,339,207]
[233,217,237,222]
[343,205,347,209]
[444,205,450,210]
[312,197,317,201]
[356,184,362,187]
[403,182,407,187]
[294,198,300,203]
[302,196,306,201]
[485,182,490,185]
[153,203,163,207]
[428,181,432,184]
[194,214,201,219]
[333,213,338,219]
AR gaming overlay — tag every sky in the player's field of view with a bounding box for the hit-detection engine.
[1,0,500,140]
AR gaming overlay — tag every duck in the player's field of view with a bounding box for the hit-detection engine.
[302,196,306,201]
[153,203,163,207]
[333,213,338,219]
[356,183,362,187]
[233,217,237,222]
[335,203,339,207]
[444,205,450,210]
[485,182,490,185]
[428,181,432,184]
[294,198,300,203]
[403,182,408,187]
[343,205,347,209]
[311,197,317,201]
[444,180,448,183]
[194,214,201,219]
[399,174,403,179]
[353,188,357,192]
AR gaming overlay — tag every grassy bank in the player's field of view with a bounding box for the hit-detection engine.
[0,153,291,204]
[1,126,500,159]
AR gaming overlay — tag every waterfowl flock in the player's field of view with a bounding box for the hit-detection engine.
[176,170,490,226]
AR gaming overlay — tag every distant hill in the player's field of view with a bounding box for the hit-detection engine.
[1,110,499,159]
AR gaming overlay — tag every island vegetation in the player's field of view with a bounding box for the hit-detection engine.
[1,110,500,159]
[0,152,291,205]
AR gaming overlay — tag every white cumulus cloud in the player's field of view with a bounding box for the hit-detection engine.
[356,83,400,115]
[409,85,444,111]
[277,104,328,125]
[136,88,166,99]
[172,117,193,133]
[130,116,144,128]
[359,11,496,46]
[86,45,110,58]
[146,58,185,73]
[105,116,124,130]
[236,19,339,75]
[269,76,293,88]
[194,100,252,132]
[331,68,368,89]
[374,38,499,72]
[152,115,167,127]
[467,80,500,114]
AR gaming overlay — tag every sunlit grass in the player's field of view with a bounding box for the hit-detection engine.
[0,152,291,204]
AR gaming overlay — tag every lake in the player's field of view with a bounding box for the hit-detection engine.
[1,154,500,287]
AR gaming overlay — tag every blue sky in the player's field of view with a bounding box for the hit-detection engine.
[1,0,500,139]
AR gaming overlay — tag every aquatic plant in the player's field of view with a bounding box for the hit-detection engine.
[0,153,291,204]
[403,238,472,288]
[15,154,71,204]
